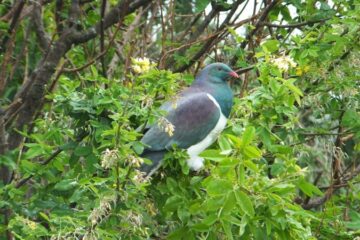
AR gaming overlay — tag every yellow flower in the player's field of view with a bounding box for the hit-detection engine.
[303,65,310,72]
[270,55,297,72]
[296,65,310,76]
[28,220,36,230]
[296,67,303,76]
[131,57,155,74]
[132,65,142,74]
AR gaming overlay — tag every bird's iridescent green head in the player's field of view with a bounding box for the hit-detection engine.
[195,62,239,84]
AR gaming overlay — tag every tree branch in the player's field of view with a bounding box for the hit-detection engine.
[70,0,150,45]
[230,0,281,66]
[15,131,88,189]
[100,0,108,78]
[173,0,246,72]
[260,18,330,28]
[0,0,25,54]
[8,0,150,148]
[301,110,352,210]
[4,0,152,195]
[302,164,360,210]
[55,0,64,34]
[63,14,125,73]
[32,1,51,51]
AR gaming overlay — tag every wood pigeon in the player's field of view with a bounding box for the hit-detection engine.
[140,63,239,176]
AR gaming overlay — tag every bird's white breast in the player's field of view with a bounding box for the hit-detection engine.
[186,94,227,171]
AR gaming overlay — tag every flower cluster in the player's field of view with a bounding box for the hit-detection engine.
[125,211,143,227]
[100,149,119,169]
[140,95,154,108]
[270,55,297,71]
[126,155,144,168]
[157,116,175,136]
[21,217,37,230]
[88,195,116,227]
[132,169,148,184]
[131,57,155,74]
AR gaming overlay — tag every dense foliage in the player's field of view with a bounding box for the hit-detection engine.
[0,0,359,239]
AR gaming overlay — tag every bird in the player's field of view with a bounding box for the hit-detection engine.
[140,63,239,177]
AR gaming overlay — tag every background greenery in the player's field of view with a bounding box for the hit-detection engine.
[0,0,359,239]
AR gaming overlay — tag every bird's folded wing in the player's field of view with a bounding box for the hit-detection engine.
[141,92,221,151]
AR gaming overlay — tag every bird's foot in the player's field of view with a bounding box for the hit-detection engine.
[187,156,204,171]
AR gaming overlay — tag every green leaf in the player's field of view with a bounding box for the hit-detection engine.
[205,178,233,196]
[201,214,218,226]
[266,218,272,235]
[268,183,295,194]
[203,196,225,211]
[166,177,179,194]
[85,153,98,172]
[54,179,78,191]
[241,126,256,147]
[239,215,248,236]
[226,134,241,147]
[345,210,360,230]
[199,149,227,162]
[164,195,183,212]
[225,215,242,226]
[218,135,232,154]
[168,226,190,239]
[59,141,77,150]
[39,212,50,222]
[69,189,85,202]
[219,157,239,168]
[228,27,245,43]
[0,154,17,170]
[195,0,211,13]
[24,143,47,159]
[261,39,279,53]
[52,157,65,171]
[284,79,303,97]
[0,21,9,30]
[132,141,144,154]
[243,146,262,159]
[259,126,272,147]
[221,192,236,216]
[191,222,211,232]
[269,145,292,154]
[243,160,259,172]
[280,6,292,21]
[74,146,92,156]
[342,110,360,128]
[177,207,190,223]
[297,178,323,197]
[221,220,234,240]
[21,160,39,173]
[190,176,203,185]
[235,190,255,217]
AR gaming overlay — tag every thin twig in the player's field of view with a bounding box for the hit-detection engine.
[15,132,88,189]
[261,18,330,28]
[0,0,25,54]
[100,0,108,78]
[63,17,124,73]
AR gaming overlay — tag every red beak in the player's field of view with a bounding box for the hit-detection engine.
[229,71,240,78]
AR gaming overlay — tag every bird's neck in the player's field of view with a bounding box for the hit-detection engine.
[193,81,233,117]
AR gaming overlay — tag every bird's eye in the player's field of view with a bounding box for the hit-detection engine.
[217,67,222,71]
